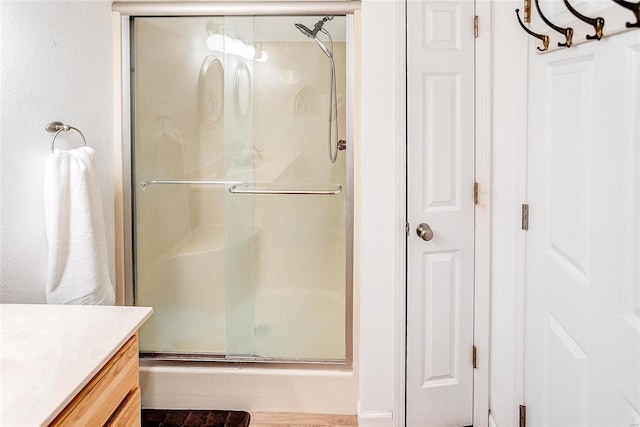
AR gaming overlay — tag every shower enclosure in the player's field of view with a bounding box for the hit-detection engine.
[128,14,352,366]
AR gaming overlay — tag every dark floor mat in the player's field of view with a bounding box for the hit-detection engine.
[142,409,251,427]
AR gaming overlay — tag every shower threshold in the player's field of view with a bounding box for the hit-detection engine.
[140,352,347,368]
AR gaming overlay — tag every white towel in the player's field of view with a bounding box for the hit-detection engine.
[44,146,115,305]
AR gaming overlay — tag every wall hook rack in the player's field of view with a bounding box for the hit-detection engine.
[516,8,550,51]
[534,0,574,47]
[563,0,605,39]
[611,0,640,27]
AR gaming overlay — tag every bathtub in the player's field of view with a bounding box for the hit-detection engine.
[139,361,358,414]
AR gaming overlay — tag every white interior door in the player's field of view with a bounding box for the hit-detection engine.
[406,0,476,425]
[524,26,640,426]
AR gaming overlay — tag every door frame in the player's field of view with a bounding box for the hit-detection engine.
[397,1,492,425]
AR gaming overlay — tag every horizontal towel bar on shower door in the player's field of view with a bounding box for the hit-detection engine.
[228,183,342,195]
[139,180,243,189]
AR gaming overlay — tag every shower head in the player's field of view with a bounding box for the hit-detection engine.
[294,17,339,163]
[295,17,334,58]
[294,22,318,38]
[295,16,332,38]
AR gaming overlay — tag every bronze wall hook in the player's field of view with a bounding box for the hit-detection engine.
[611,0,640,28]
[534,0,574,47]
[516,8,551,51]
[563,0,605,39]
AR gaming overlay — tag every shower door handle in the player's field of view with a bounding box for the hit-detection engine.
[416,223,434,241]
[228,183,342,195]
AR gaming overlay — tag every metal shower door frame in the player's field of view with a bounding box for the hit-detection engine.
[116,4,357,370]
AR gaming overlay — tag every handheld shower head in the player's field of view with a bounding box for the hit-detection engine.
[294,17,340,163]
[295,17,334,58]
[295,16,332,38]
[294,23,316,38]
[312,35,333,58]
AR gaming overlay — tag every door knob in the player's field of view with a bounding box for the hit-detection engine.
[416,223,434,241]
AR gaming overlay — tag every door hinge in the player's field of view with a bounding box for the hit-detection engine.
[519,405,527,427]
[474,182,479,205]
[472,346,478,369]
[406,222,410,236]
[521,204,529,230]
[474,16,479,38]
[523,0,532,22]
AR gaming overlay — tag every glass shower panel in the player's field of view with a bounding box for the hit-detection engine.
[222,16,257,357]
[132,15,347,362]
[249,16,347,360]
[133,17,230,355]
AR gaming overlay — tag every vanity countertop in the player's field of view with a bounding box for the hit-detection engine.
[0,303,152,427]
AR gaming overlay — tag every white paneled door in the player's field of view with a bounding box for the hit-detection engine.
[525,30,640,426]
[406,0,476,425]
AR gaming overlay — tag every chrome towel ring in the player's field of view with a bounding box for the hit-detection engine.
[45,121,87,153]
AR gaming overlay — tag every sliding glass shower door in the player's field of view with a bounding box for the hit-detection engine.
[131,15,349,362]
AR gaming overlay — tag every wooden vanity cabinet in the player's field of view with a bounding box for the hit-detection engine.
[49,334,141,426]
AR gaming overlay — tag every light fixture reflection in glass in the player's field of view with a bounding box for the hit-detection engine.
[207,34,268,62]
[207,33,224,51]
[254,42,268,62]
[255,49,268,62]
[241,44,256,59]
[230,38,245,55]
